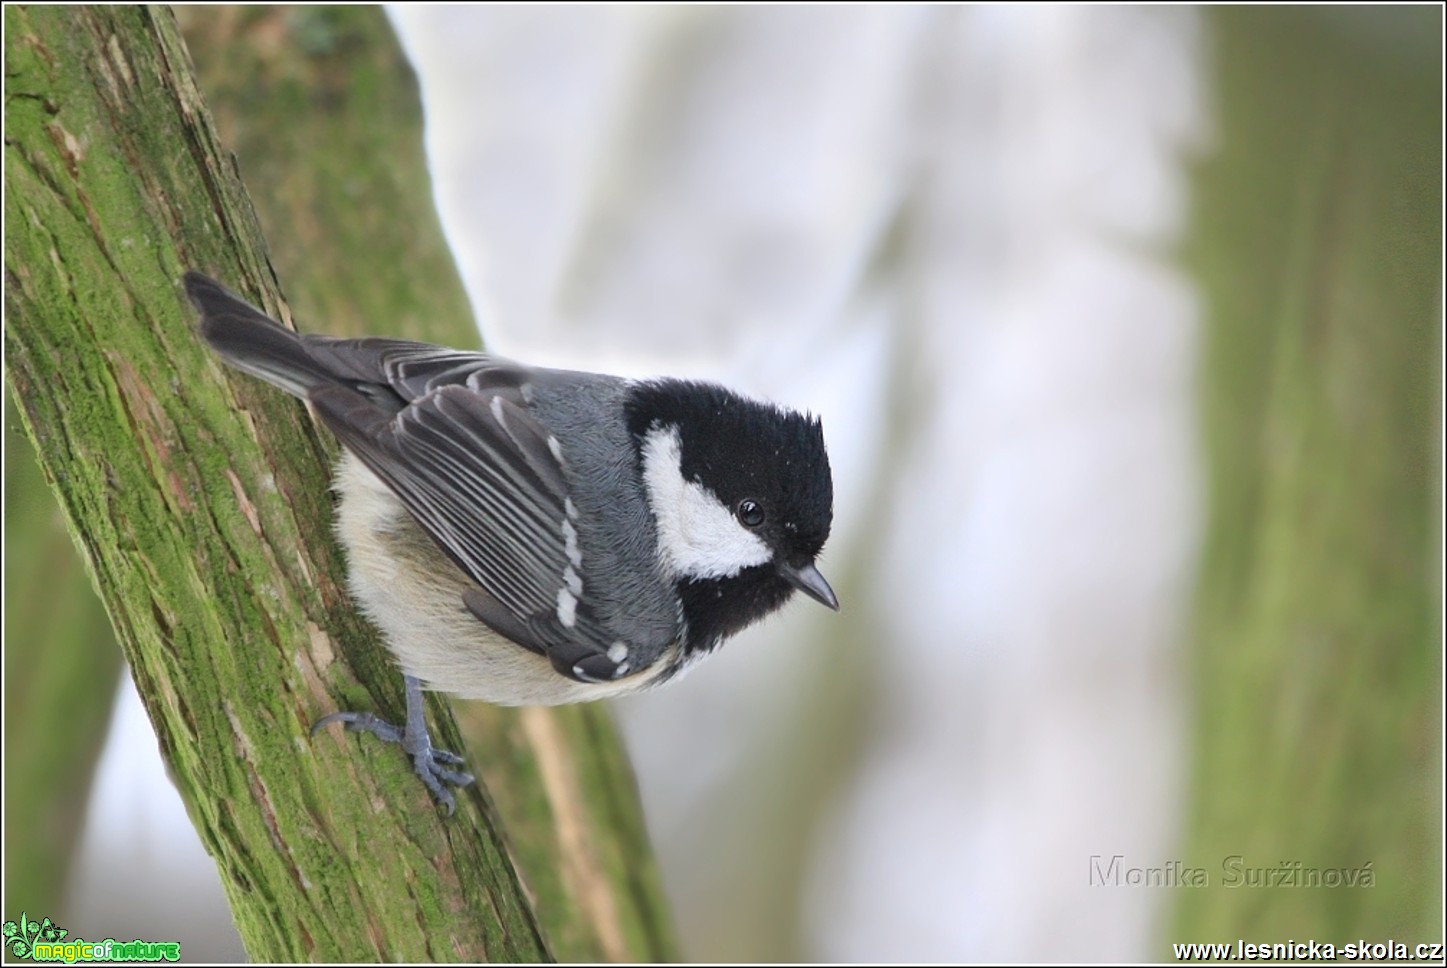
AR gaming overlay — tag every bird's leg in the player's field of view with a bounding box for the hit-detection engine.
[311,674,475,814]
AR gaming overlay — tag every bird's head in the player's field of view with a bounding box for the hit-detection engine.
[628,380,837,652]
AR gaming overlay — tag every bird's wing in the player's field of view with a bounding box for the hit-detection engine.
[309,378,636,684]
[300,335,531,404]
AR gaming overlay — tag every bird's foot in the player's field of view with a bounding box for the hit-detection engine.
[311,676,475,814]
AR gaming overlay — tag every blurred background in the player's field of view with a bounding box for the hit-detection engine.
[5,5,1440,962]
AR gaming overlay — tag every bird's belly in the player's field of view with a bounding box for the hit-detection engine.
[331,454,666,706]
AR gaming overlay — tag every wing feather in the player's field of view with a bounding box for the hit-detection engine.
[308,379,627,681]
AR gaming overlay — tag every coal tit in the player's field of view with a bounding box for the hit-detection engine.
[184,272,837,810]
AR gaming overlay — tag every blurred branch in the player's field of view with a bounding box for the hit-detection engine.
[173,7,678,960]
[1176,6,1441,945]
[5,5,555,959]
[3,399,121,917]
[171,5,470,340]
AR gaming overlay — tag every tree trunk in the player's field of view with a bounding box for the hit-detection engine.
[5,5,672,960]
[1174,6,1441,947]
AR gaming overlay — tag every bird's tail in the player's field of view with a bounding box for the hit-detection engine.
[184,271,335,399]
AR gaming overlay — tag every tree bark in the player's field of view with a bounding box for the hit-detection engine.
[5,5,671,960]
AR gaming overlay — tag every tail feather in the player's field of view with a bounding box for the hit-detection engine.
[184,272,335,399]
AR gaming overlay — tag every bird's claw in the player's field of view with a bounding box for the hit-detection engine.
[311,689,475,814]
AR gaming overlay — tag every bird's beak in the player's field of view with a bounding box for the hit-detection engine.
[779,560,839,611]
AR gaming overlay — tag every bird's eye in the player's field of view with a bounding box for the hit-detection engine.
[738,499,765,528]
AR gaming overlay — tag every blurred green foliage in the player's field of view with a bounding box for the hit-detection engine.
[1175,5,1441,947]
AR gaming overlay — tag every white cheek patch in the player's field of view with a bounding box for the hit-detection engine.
[641,425,772,580]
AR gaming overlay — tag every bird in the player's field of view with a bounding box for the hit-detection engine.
[184,272,838,811]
